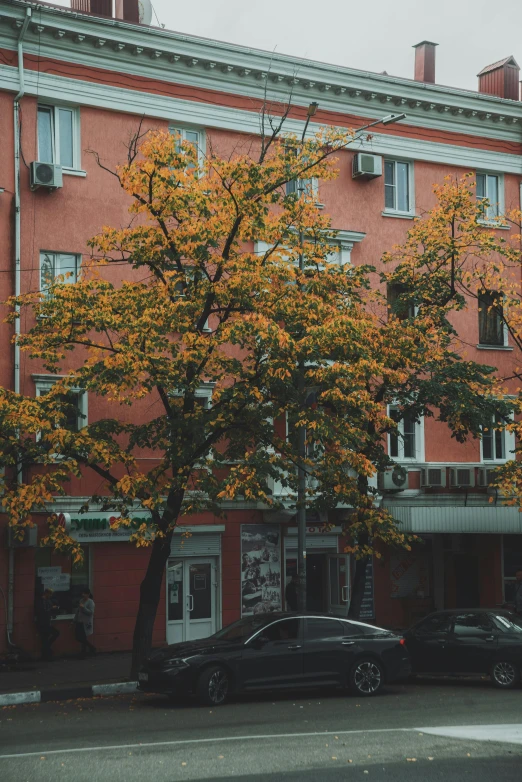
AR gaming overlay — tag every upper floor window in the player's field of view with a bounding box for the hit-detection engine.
[34,375,87,433]
[476,173,501,221]
[37,105,80,171]
[389,407,422,461]
[384,160,412,215]
[482,419,505,461]
[40,252,80,293]
[171,127,203,170]
[478,290,506,347]
[387,283,415,321]
[286,176,319,201]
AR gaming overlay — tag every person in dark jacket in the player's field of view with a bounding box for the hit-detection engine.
[285,573,300,611]
[35,589,60,661]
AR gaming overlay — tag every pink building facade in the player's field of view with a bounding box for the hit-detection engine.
[1,0,522,656]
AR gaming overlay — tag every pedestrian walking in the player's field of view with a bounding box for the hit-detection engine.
[35,588,60,661]
[74,589,96,657]
[515,571,522,615]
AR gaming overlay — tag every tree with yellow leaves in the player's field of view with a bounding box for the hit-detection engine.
[0,133,511,672]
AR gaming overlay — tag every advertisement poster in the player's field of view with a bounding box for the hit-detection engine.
[241,525,281,616]
[390,551,430,598]
[359,558,375,619]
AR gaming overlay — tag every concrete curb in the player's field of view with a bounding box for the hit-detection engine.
[0,681,137,706]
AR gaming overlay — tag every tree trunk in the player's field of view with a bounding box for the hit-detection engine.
[348,556,369,620]
[130,531,173,678]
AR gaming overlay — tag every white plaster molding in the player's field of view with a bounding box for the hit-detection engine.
[1,64,520,175]
[1,1,522,142]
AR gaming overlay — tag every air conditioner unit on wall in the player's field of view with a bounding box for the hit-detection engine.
[449,467,476,488]
[420,467,446,488]
[352,153,383,180]
[30,162,63,191]
[378,465,408,491]
[7,526,37,548]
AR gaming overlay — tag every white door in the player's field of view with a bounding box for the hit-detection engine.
[166,558,218,644]
[328,554,350,616]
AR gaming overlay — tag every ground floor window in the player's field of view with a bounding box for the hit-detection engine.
[34,545,90,617]
[503,535,522,603]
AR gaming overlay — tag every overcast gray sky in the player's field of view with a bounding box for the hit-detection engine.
[53,0,522,93]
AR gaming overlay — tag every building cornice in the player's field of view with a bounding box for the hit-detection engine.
[1,62,521,174]
[1,0,522,144]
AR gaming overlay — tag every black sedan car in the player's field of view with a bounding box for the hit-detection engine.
[138,613,410,705]
[404,609,522,688]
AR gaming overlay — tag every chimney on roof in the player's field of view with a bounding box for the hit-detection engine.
[478,56,520,100]
[71,0,150,24]
[413,41,438,84]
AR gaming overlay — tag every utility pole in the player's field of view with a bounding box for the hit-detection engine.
[294,108,406,613]
[296,102,319,612]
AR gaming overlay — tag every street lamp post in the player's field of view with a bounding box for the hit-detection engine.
[295,108,406,613]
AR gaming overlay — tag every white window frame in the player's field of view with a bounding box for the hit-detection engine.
[286,176,321,206]
[387,405,425,463]
[169,126,206,167]
[480,413,515,464]
[476,171,505,225]
[40,251,81,293]
[34,374,88,436]
[383,158,415,218]
[37,103,82,175]
[253,230,366,270]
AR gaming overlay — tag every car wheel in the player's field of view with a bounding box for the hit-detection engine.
[196,665,230,706]
[490,660,520,689]
[348,659,384,697]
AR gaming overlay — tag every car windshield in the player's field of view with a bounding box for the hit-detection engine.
[212,616,269,642]
[493,613,522,632]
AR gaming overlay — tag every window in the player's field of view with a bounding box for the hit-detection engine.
[414,614,452,636]
[492,613,522,633]
[35,545,90,618]
[40,252,80,293]
[262,618,300,642]
[37,105,80,170]
[453,613,495,636]
[478,291,506,347]
[171,127,202,169]
[384,159,412,214]
[34,376,88,433]
[389,407,418,460]
[482,416,506,461]
[502,535,522,604]
[305,618,344,640]
[286,176,319,201]
[476,173,501,221]
[387,283,415,321]
[214,616,267,642]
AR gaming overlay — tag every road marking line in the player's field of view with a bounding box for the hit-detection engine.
[0,727,410,760]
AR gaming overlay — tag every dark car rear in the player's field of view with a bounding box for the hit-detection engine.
[138,612,410,705]
[404,609,522,688]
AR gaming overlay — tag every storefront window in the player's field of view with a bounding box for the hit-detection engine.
[503,535,522,603]
[34,546,90,617]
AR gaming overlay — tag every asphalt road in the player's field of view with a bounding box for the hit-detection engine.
[1,677,521,781]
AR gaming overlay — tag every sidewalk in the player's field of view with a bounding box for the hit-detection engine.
[0,651,137,705]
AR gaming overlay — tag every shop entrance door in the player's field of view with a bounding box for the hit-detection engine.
[327,554,350,616]
[166,558,217,645]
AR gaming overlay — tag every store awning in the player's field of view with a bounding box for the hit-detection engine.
[388,505,522,534]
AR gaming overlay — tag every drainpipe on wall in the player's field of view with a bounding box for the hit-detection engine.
[7,5,32,646]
